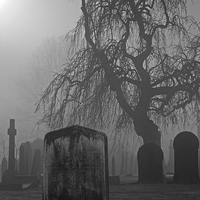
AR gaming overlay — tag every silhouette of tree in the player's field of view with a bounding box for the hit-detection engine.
[0,132,8,159]
[15,36,70,133]
[36,0,200,146]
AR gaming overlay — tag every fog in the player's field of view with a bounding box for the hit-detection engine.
[0,0,200,161]
[0,0,81,145]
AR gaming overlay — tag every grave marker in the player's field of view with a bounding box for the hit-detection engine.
[31,149,41,176]
[19,143,25,175]
[43,125,109,200]
[24,141,32,175]
[120,151,125,175]
[111,155,116,176]
[1,157,7,177]
[173,131,200,183]
[2,119,18,184]
[8,119,16,170]
[19,142,32,175]
[137,143,163,183]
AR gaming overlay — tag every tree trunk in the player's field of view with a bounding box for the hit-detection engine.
[134,103,161,147]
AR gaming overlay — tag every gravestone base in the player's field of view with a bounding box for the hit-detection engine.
[0,183,22,191]
[2,168,18,184]
[1,171,39,190]
[109,175,120,185]
[173,177,200,184]
[14,175,39,185]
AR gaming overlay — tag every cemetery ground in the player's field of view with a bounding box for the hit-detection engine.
[1,176,200,200]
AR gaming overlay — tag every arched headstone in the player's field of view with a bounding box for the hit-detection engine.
[137,143,163,183]
[43,125,109,200]
[173,131,199,183]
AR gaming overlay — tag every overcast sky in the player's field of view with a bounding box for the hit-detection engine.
[0,0,200,143]
[0,0,81,141]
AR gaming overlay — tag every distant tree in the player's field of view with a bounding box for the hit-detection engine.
[18,36,69,105]
[0,132,8,159]
[36,0,200,146]
[16,36,70,132]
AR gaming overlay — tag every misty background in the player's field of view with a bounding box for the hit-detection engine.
[0,0,200,163]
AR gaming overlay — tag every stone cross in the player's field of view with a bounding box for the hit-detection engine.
[8,119,16,170]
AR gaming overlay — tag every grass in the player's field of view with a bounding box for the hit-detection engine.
[0,177,200,200]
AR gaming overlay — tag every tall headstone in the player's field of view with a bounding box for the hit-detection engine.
[19,143,25,175]
[2,119,18,184]
[111,155,116,176]
[0,164,1,182]
[19,141,32,175]
[43,125,109,200]
[124,152,128,175]
[130,153,133,175]
[39,154,43,174]
[133,155,138,175]
[167,139,174,173]
[137,143,163,183]
[1,157,7,177]
[120,151,125,175]
[31,149,41,176]
[173,131,200,183]
[24,141,32,175]
[8,119,16,170]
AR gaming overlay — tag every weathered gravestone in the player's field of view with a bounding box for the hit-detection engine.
[2,119,18,185]
[173,131,200,183]
[109,155,120,185]
[25,141,32,175]
[19,141,32,175]
[1,157,7,179]
[120,151,125,175]
[111,155,116,176]
[19,143,25,175]
[31,149,41,176]
[137,143,163,183]
[166,139,174,173]
[43,125,109,200]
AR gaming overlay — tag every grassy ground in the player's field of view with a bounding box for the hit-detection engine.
[0,177,200,200]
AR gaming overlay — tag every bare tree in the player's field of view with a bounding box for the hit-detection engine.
[0,132,8,159]
[36,0,200,146]
[16,36,70,133]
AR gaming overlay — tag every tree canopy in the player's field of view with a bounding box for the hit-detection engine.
[36,0,200,143]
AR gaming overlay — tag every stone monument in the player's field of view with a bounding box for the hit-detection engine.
[137,143,163,183]
[2,119,18,184]
[43,125,109,200]
[173,131,200,183]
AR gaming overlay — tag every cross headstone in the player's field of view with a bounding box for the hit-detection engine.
[173,131,200,183]
[43,125,109,200]
[137,143,163,183]
[2,119,18,184]
[8,119,16,170]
